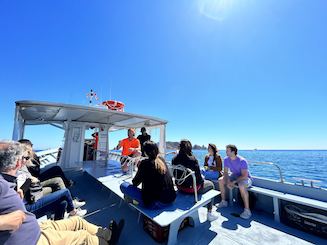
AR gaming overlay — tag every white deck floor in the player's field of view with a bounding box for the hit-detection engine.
[64,161,325,245]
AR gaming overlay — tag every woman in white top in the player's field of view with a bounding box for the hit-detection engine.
[202,143,223,180]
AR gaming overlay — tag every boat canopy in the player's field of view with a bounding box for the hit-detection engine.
[13,100,167,169]
[13,100,167,130]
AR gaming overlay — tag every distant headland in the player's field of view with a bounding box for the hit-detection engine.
[166,141,207,150]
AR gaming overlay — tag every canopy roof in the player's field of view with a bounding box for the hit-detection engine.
[15,100,167,131]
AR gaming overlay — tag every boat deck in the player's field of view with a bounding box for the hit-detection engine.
[64,162,325,245]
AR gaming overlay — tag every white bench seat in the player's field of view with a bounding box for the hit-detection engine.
[248,186,327,222]
[85,161,220,245]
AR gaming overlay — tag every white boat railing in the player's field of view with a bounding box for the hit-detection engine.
[36,148,60,168]
[249,161,284,183]
[105,152,144,177]
[292,177,322,188]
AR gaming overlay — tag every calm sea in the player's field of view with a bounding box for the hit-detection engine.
[165,150,327,189]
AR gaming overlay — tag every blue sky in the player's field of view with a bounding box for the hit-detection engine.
[0,0,326,150]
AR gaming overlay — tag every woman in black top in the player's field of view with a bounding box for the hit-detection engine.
[120,141,176,208]
[172,139,218,221]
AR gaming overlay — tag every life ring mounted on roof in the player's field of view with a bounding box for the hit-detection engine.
[102,100,125,112]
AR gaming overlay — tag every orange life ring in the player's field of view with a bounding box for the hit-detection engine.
[102,100,125,112]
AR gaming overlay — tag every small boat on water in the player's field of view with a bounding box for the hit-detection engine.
[13,100,327,244]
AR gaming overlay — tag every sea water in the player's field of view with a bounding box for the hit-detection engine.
[166,150,327,188]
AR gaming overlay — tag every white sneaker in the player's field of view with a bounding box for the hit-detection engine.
[69,208,87,217]
[216,200,228,208]
[240,209,252,219]
[73,199,86,209]
[207,212,219,222]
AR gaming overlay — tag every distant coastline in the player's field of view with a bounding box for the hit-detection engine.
[164,142,327,151]
[166,141,207,150]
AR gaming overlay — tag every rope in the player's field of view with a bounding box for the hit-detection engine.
[169,164,194,186]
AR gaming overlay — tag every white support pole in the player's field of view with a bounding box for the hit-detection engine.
[96,125,109,161]
[159,124,166,157]
[12,106,25,140]
[273,197,280,223]
[58,122,69,166]
[61,121,85,170]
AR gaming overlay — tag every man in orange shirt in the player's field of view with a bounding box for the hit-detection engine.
[115,128,141,172]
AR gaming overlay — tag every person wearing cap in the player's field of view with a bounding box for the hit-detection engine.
[137,127,151,156]
[115,129,141,172]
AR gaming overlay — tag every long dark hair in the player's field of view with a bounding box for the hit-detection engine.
[208,143,218,155]
[179,139,193,157]
[208,143,218,162]
[143,141,167,174]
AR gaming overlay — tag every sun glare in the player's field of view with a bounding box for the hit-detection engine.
[198,0,236,21]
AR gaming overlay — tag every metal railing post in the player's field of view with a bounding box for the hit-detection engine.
[249,161,284,183]
[190,171,198,203]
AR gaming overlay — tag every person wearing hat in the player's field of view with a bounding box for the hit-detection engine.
[115,129,141,172]
[137,127,151,156]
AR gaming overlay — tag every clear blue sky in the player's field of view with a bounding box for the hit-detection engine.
[0,0,326,150]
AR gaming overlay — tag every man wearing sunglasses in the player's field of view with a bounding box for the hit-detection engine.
[0,141,124,245]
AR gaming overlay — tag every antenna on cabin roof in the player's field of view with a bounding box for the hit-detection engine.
[86,89,99,106]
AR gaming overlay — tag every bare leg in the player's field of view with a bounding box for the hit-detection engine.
[239,185,250,210]
[218,176,226,201]
[198,180,214,212]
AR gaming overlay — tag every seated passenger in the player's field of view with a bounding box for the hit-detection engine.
[17,142,86,208]
[115,128,141,172]
[0,141,86,220]
[16,143,65,195]
[217,144,252,219]
[18,139,74,187]
[0,175,124,245]
[201,143,223,181]
[172,139,218,222]
[120,141,176,209]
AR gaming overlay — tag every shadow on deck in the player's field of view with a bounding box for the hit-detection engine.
[65,170,325,245]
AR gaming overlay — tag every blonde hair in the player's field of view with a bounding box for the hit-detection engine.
[155,156,167,175]
[22,144,35,167]
[143,141,167,175]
